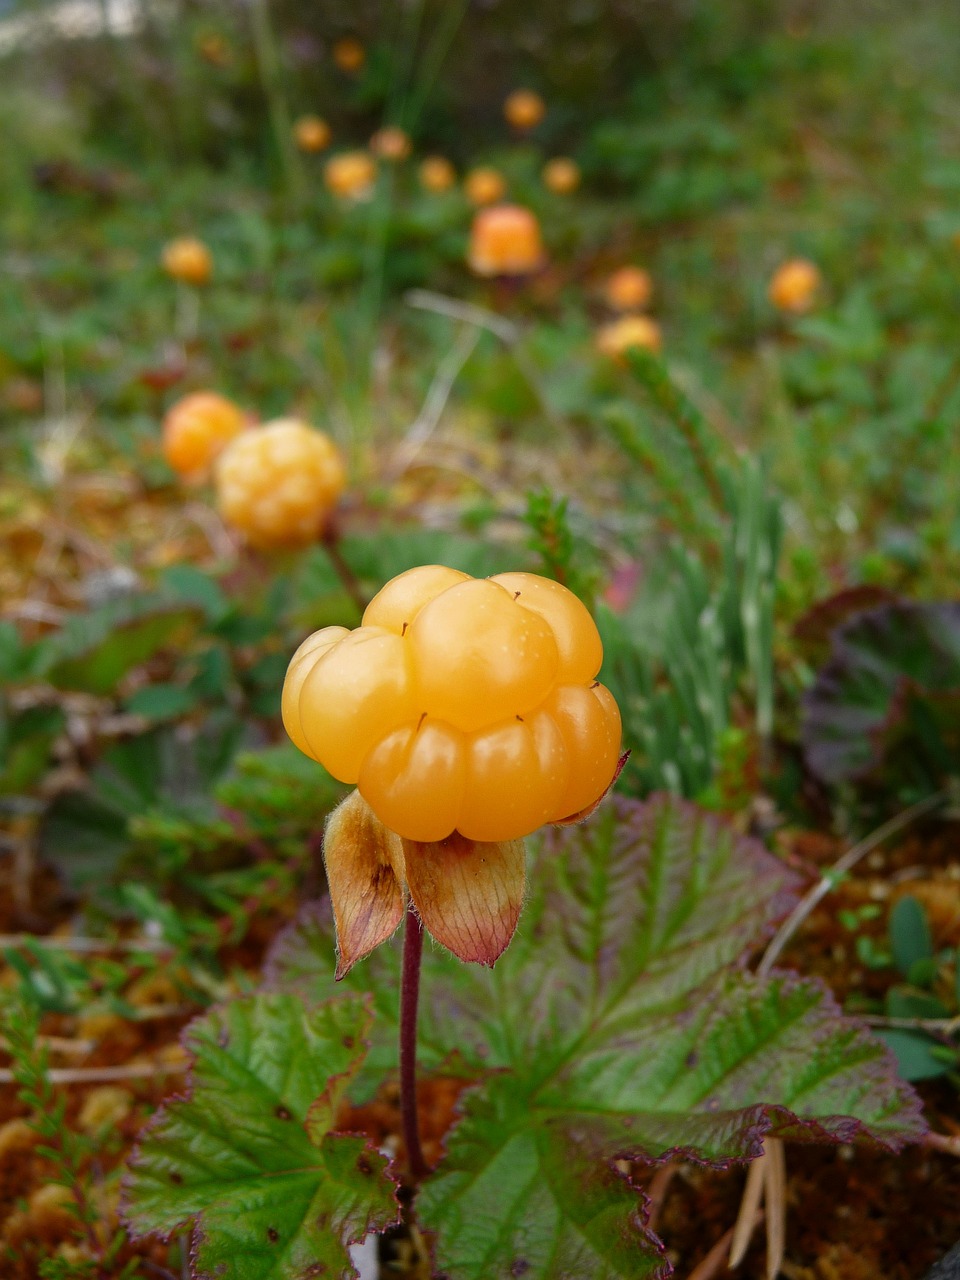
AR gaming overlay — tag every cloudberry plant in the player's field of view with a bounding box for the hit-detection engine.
[283,564,622,1180]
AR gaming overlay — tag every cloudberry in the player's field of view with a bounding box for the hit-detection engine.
[596,315,663,360]
[542,157,580,194]
[604,266,654,312]
[215,419,346,548]
[162,391,247,483]
[768,258,821,313]
[283,566,622,969]
[161,237,213,286]
[467,205,545,278]
[503,89,546,131]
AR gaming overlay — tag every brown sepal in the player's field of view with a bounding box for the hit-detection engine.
[324,790,406,979]
[402,832,526,967]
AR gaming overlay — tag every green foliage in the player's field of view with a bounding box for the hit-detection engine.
[523,487,599,606]
[123,993,400,1279]
[40,715,246,889]
[36,595,203,696]
[2,992,138,1278]
[265,795,923,1277]
[873,895,960,1084]
[595,352,781,800]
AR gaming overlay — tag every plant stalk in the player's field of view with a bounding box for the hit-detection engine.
[400,902,429,1181]
[321,524,369,617]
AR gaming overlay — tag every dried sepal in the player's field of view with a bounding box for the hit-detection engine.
[552,750,630,827]
[324,790,406,979]
[402,832,526,967]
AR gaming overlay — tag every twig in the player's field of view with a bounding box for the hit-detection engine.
[764,1138,786,1280]
[0,1035,95,1056]
[729,1139,785,1279]
[865,1014,960,1036]
[321,527,369,616]
[388,323,482,480]
[757,790,948,978]
[728,1154,765,1268]
[405,289,565,433]
[688,1211,764,1280]
[404,289,518,343]
[183,501,238,562]
[0,1061,188,1085]
[923,1131,960,1158]
[645,1161,678,1233]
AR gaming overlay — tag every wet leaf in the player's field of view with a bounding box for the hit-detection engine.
[123,993,399,1278]
[801,601,960,785]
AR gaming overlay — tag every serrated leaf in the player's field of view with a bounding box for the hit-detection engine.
[267,796,924,1279]
[123,993,399,1279]
[801,601,960,784]
[38,595,202,696]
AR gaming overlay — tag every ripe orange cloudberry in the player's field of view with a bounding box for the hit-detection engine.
[215,419,346,548]
[596,314,663,360]
[604,265,654,312]
[467,205,545,277]
[768,258,821,313]
[324,151,377,201]
[503,88,546,131]
[542,157,580,194]
[370,126,412,162]
[333,36,365,73]
[463,166,507,206]
[418,156,456,193]
[162,391,247,484]
[160,237,213,286]
[293,115,332,153]
[283,566,622,970]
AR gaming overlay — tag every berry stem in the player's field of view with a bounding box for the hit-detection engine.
[399,901,430,1181]
[321,523,369,617]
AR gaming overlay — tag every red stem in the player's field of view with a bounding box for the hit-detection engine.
[400,902,430,1181]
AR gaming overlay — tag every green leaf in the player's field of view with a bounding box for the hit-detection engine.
[890,895,934,980]
[123,993,399,1278]
[124,683,200,720]
[876,1029,953,1082]
[268,796,924,1279]
[40,716,246,887]
[38,596,202,696]
[0,703,65,794]
[885,986,948,1020]
[159,564,231,624]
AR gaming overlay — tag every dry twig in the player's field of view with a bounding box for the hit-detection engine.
[757,791,948,978]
